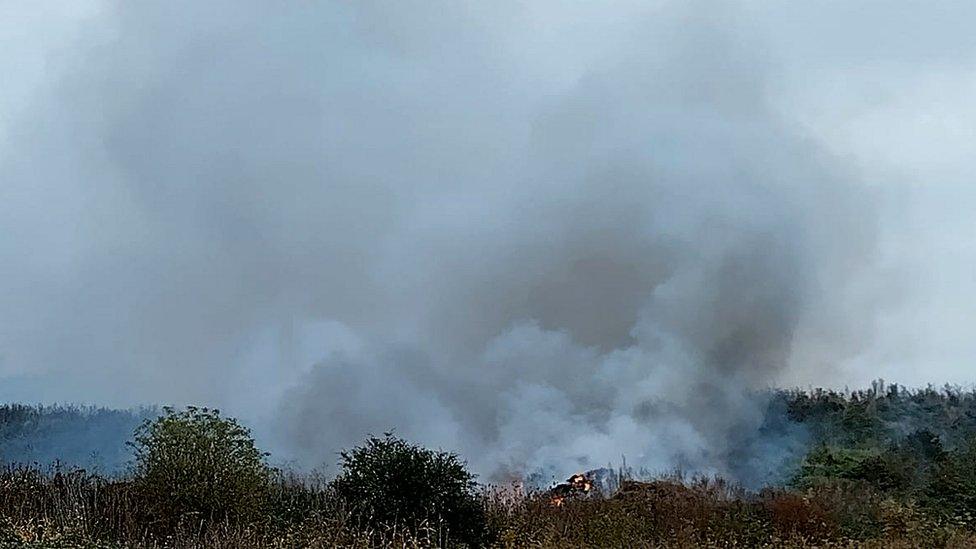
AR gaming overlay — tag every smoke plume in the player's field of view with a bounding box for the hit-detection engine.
[5,0,975,483]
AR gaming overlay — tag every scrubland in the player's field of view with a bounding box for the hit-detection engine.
[3,384,976,548]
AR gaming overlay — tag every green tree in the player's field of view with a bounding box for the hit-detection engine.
[331,433,487,546]
[129,406,271,530]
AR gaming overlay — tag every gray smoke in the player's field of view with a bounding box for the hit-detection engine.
[3,0,973,483]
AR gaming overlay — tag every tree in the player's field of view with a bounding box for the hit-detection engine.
[129,406,271,529]
[331,433,487,546]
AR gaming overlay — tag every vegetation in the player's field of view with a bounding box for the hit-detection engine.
[2,384,976,546]
[0,404,146,472]
[331,434,487,546]
[128,407,273,531]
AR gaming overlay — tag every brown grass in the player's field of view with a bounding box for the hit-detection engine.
[0,467,973,548]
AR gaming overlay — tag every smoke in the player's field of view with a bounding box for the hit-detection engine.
[2,0,974,484]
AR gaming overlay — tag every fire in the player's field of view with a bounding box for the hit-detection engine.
[568,473,592,493]
[547,472,593,507]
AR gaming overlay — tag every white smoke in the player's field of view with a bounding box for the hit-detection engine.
[1,0,973,483]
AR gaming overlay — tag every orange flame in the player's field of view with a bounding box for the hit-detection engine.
[548,472,593,507]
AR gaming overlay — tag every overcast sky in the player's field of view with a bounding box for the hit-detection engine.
[1,1,975,476]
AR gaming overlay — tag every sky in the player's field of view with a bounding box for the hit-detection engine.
[1,0,975,479]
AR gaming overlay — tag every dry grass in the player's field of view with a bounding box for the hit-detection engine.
[0,466,974,547]
[485,478,976,549]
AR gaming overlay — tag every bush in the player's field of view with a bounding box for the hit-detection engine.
[128,406,272,530]
[792,445,881,488]
[331,433,487,547]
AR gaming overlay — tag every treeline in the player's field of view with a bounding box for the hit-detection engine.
[3,382,975,477]
[0,404,147,472]
[782,381,976,448]
[782,383,976,530]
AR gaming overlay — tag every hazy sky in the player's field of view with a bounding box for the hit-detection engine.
[1,1,975,477]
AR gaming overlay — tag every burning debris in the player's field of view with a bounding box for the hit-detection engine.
[547,473,594,506]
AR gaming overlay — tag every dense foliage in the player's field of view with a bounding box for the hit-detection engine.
[128,406,273,530]
[784,384,976,528]
[332,434,487,546]
[783,382,976,448]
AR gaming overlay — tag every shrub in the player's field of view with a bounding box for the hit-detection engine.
[792,445,881,488]
[128,406,271,530]
[331,433,487,547]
